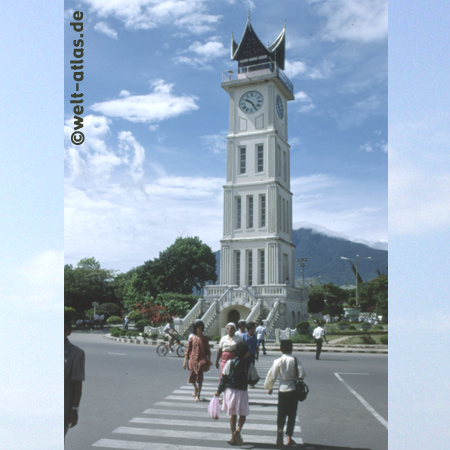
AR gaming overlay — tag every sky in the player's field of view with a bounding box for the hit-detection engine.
[63,0,388,273]
[1,1,449,449]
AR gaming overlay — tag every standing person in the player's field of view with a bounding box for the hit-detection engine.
[243,322,259,365]
[123,315,130,330]
[256,321,267,355]
[214,342,260,446]
[163,317,179,353]
[216,323,243,378]
[183,320,211,401]
[264,340,305,448]
[235,320,247,338]
[312,322,328,360]
[64,311,85,438]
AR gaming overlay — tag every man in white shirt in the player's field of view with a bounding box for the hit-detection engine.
[163,318,179,352]
[312,323,328,360]
[235,320,247,338]
[255,321,267,355]
[264,340,305,448]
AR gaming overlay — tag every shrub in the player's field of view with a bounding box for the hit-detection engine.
[361,335,375,345]
[150,332,159,340]
[110,327,120,337]
[373,324,384,331]
[120,329,128,337]
[337,321,348,330]
[212,335,221,342]
[348,325,357,330]
[295,321,311,335]
[128,310,143,322]
[107,315,123,325]
[141,333,149,339]
[380,335,388,345]
[290,334,314,344]
[360,322,372,331]
[135,319,151,332]
[97,302,121,319]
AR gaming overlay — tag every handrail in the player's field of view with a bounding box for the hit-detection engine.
[245,300,261,324]
[222,61,293,96]
[174,299,202,337]
[201,300,218,328]
[264,300,280,337]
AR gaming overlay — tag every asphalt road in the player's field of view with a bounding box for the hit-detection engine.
[65,332,387,450]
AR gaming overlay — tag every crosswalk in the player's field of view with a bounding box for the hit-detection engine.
[92,358,303,449]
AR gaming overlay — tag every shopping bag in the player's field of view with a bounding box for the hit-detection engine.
[208,396,220,420]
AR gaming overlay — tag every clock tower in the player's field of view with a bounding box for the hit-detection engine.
[198,18,308,337]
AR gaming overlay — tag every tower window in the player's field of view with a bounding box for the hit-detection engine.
[247,250,253,286]
[235,196,242,229]
[239,147,246,174]
[247,195,254,228]
[259,249,265,284]
[259,194,266,228]
[256,144,264,172]
[235,251,241,285]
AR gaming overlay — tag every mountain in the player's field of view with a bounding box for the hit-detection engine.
[214,228,388,287]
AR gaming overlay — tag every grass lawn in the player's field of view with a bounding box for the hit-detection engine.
[328,334,388,345]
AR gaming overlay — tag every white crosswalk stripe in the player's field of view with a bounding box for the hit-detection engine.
[92,356,303,449]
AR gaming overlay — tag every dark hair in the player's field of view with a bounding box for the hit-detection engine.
[193,320,205,334]
[280,339,293,354]
[235,342,249,358]
[238,320,246,326]
[246,322,255,329]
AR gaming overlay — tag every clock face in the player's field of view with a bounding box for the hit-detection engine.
[276,95,284,119]
[239,90,264,114]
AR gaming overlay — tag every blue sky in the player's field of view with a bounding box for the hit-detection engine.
[64,0,388,273]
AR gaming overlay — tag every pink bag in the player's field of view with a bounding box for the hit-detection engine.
[208,395,220,420]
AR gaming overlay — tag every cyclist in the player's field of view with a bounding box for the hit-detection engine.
[163,318,179,353]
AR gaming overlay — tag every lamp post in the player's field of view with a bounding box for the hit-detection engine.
[296,258,309,288]
[340,254,371,307]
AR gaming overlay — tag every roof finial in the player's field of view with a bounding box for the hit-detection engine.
[247,9,250,22]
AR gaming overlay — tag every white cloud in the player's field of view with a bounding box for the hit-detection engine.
[200,132,227,154]
[333,94,384,129]
[359,140,387,153]
[79,0,221,34]
[94,21,118,39]
[90,80,199,123]
[293,91,315,113]
[310,0,388,43]
[284,60,306,78]
[174,39,227,68]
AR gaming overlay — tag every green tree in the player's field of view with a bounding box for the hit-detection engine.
[359,274,388,313]
[308,283,349,317]
[144,236,217,295]
[64,258,119,316]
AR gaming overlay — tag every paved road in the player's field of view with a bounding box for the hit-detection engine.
[65,333,387,450]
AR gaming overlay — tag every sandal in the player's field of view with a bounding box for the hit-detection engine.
[234,430,244,446]
[228,440,237,446]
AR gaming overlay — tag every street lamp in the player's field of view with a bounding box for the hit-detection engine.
[340,254,371,307]
[296,258,309,288]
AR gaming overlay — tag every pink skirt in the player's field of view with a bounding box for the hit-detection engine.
[221,388,249,416]
[220,351,235,378]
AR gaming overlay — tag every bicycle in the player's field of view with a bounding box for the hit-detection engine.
[157,338,185,357]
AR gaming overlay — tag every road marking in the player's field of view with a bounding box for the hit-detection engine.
[108,352,127,356]
[154,401,277,412]
[93,439,235,450]
[129,416,300,432]
[165,394,279,405]
[334,372,388,430]
[113,427,294,444]
[143,408,275,421]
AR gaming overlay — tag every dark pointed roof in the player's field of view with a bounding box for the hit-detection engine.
[231,19,286,70]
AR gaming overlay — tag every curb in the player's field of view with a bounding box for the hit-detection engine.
[103,335,387,354]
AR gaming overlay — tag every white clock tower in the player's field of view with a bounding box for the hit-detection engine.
[179,19,309,338]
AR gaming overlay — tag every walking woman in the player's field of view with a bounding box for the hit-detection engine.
[214,342,259,446]
[215,322,243,378]
[264,340,306,448]
[183,320,211,401]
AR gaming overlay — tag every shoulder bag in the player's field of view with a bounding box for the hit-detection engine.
[294,356,309,402]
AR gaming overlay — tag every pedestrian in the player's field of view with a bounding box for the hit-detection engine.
[312,322,328,360]
[235,319,247,338]
[123,315,130,330]
[242,321,259,365]
[214,342,260,446]
[183,320,211,401]
[64,311,85,438]
[256,320,267,355]
[163,317,180,352]
[264,339,305,448]
[215,322,243,378]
